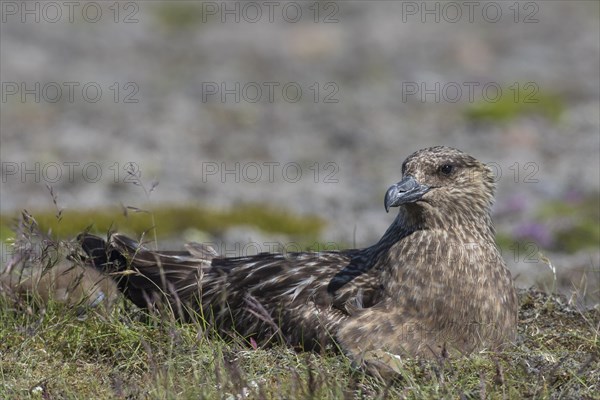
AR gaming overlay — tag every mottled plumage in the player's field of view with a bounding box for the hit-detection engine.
[81,146,518,361]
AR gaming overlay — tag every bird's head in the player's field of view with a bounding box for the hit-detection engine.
[385,146,496,225]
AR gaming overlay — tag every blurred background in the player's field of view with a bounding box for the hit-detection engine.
[1,1,598,304]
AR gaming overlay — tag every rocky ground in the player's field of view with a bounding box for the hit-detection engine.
[1,1,598,304]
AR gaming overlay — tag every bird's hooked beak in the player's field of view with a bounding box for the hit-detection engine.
[384,176,431,212]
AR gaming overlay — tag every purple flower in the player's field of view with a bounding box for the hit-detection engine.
[563,188,583,204]
[505,195,528,213]
[514,222,553,248]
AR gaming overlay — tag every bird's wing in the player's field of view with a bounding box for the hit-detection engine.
[206,250,385,314]
[81,233,386,345]
[198,250,379,346]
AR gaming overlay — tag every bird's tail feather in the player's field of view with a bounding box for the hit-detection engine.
[79,233,217,317]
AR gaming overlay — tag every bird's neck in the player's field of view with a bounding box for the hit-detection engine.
[370,202,496,256]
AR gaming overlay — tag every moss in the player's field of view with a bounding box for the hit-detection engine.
[553,220,600,254]
[0,224,13,242]
[464,85,563,123]
[0,204,325,243]
[495,232,514,252]
[152,2,205,30]
[537,194,600,253]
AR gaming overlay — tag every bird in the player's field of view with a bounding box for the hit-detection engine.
[80,146,518,364]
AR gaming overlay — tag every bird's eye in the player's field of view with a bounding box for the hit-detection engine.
[439,164,454,175]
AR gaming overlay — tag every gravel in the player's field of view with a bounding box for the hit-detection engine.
[1,1,598,302]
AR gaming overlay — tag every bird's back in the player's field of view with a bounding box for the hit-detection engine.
[81,233,384,349]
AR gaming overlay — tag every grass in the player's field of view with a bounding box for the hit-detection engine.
[0,298,363,399]
[1,281,598,398]
[0,207,598,398]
